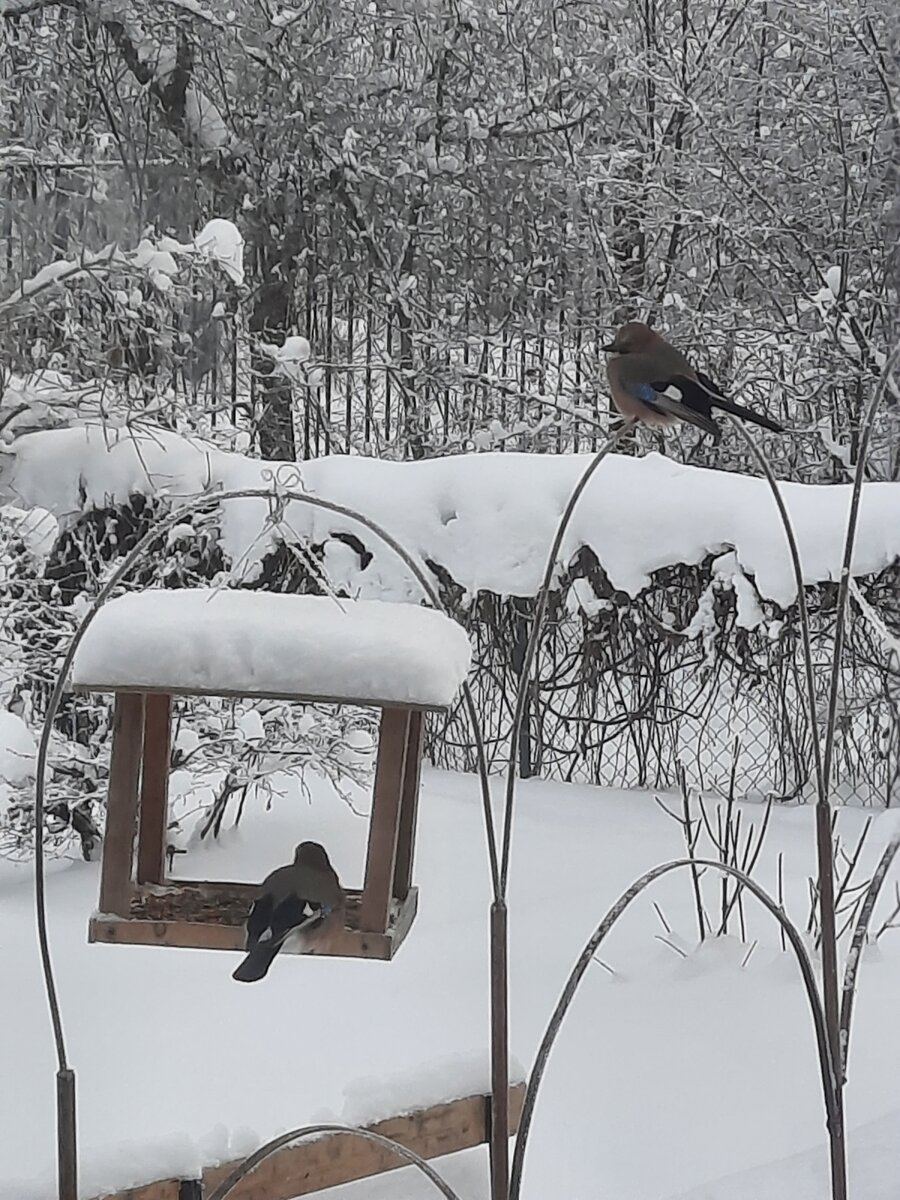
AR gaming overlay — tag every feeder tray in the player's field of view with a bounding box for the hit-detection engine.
[91,876,418,960]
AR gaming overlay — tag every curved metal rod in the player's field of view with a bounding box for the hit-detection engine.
[820,354,900,797]
[33,482,500,1077]
[205,1122,464,1200]
[724,379,898,1200]
[839,833,900,1075]
[722,412,847,1184]
[509,856,839,1200]
[499,419,636,894]
[833,355,900,1073]
[723,415,824,803]
[462,681,501,893]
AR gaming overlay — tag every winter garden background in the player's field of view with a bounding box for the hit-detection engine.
[1,0,899,1197]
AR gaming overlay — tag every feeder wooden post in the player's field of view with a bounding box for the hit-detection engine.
[98,693,144,916]
[393,710,424,902]
[359,708,410,933]
[137,692,173,885]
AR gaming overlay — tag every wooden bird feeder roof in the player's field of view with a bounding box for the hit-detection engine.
[72,588,472,962]
[71,588,472,708]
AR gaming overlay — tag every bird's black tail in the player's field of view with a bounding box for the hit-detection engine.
[232,942,281,983]
[710,395,784,434]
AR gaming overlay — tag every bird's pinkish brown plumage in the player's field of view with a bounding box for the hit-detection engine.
[603,321,784,441]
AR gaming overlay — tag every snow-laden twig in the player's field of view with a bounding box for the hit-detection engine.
[0,245,120,315]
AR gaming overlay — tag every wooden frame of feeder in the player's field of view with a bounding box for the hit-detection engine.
[77,682,437,960]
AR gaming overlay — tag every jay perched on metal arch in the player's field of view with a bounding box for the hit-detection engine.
[232,841,345,982]
[603,321,784,441]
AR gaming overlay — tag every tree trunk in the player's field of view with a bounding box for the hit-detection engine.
[250,278,297,461]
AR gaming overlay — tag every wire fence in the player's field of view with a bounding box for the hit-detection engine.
[2,461,897,845]
[422,560,900,805]
[203,278,900,806]
[196,273,896,483]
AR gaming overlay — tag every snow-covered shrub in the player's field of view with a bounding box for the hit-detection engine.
[0,495,378,861]
[0,223,245,444]
[166,698,376,858]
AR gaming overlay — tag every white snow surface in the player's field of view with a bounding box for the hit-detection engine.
[6,423,900,613]
[2,773,899,1200]
[70,589,472,707]
[340,1053,526,1128]
[193,218,244,285]
[0,503,58,561]
[0,710,36,785]
[668,1106,900,1199]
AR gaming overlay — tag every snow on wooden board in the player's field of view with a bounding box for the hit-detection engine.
[70,590,472,708]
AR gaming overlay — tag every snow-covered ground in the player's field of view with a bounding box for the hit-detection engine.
[2,769,899,1200]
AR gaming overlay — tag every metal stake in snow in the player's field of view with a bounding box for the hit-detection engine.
[724,413,847,1200]
[56,1070,77,1200]
[491,418,637,1200]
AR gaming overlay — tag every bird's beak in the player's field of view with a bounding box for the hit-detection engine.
[600,342,617,353]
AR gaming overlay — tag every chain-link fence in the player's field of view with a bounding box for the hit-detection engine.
[425,560,900,805]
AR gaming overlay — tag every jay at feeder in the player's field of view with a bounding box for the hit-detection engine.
[603,322,784,441]
[232,841,345,982]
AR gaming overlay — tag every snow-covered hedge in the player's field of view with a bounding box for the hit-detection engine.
[5,422,900,617]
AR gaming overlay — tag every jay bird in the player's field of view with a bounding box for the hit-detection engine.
[603,322,784,441]
[232,841,345,982]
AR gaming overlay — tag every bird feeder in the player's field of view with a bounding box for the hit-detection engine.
[71,589,472,962]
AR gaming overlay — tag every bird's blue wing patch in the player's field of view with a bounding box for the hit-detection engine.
[625,380,659,404]
[623,379,669,411]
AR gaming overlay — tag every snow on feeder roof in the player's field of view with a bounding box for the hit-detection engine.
[72,588,472,962]
[71,589,472,710]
